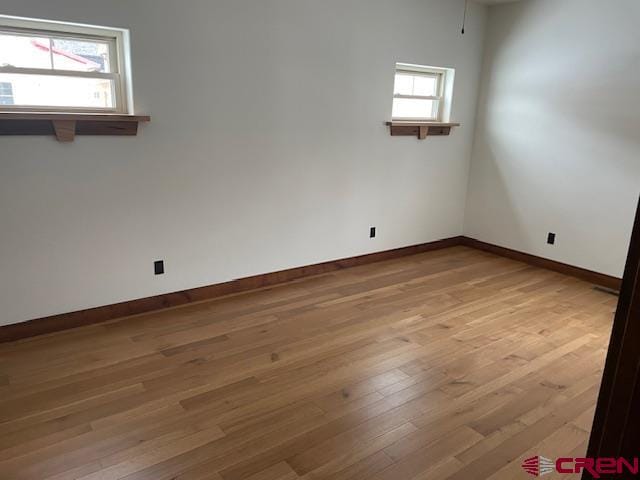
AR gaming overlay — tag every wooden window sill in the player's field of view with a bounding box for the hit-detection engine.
[386,121,460,140]
[0,112,151,142]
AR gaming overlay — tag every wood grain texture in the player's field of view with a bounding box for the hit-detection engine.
[462,237,622,291]
[0,113,151,122]
[1,237,620,343]
[0,247,615,480]
[0,237,463,343]
[0,113,150,141]
[386,122,459,139]
[52,120,76,142]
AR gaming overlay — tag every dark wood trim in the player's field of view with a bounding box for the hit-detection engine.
[386,121,460,139]
[0,113,150,142]
[0,113,151,122]
[584,198,640,476]
[0,236,463,343]
[1,235,622,343]
[461,237,622,291]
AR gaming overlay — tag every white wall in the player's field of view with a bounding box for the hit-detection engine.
[465,0,640,277]
[0,0,487,326]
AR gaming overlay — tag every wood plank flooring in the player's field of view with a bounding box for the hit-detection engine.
[0,246,616,480]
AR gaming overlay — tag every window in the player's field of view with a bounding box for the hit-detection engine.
[0,81,14,105]
[392,64,453,122]
[0,15,131,113]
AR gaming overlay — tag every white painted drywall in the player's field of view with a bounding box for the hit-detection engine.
[0,0,487,326]
[465,0,640,277]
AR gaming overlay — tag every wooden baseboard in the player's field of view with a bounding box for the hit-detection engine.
[0,236,463,343]
[461,237,622,291]
[1,235,621,343]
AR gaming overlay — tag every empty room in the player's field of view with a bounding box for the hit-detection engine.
[1,0,639,479]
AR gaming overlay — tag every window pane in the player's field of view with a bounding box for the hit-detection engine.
[393,74,414,95]
[392,98,438,120]
[0,32,112,73]
[51,38,111,73]
[0,81,14,105]
[412,75,438,97]
[0,81,13,95]
[0,73,115,109]
[0,33,54,69]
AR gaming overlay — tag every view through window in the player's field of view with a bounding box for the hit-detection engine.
[0,17,130,113]
[392,64,452,122]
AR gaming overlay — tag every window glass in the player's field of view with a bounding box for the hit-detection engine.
[393,74,414,96]
[0,17,128,113]
[51,38,111,73]
[392,98,436,120]
[412,75,438,97]
[0,81,14,104]
[392,64,450,121]
[0,33,53,69]
[0,72,115,109]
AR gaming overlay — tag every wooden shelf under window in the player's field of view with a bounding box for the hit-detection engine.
[0,113,151,142]
[386,121,460,140]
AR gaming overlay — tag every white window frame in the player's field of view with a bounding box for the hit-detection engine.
[392,64,448,122]
[0,15,132,114]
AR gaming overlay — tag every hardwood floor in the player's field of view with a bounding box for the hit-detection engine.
[0,246,616,480]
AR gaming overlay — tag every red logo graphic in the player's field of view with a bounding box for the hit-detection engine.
[521,456,640,478]
[522,456,554,477]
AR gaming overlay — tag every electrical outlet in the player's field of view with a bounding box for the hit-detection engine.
[370,227,377,238]
[154,260,165,275]
[547,233,556,245]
